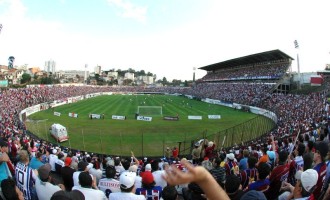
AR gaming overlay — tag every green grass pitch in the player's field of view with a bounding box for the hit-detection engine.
[26,94,263,157]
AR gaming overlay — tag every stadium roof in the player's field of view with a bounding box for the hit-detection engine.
[199,49,294,71]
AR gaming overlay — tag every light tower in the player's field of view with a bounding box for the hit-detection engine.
[193,67,196,82]
[84,64,88,84]
[294,40,301,90]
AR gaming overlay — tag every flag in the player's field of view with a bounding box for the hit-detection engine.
[294,40,299,49]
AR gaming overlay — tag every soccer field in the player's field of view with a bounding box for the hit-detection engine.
[26,94,272,156]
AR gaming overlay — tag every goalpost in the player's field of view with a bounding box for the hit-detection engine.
[137,106,163,116]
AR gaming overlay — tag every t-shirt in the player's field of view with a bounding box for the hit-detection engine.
[98,178,120,198]
[72,186,107,200]
[239,168,258,190]
[73,171,94,187]
[152,171,167,189]
[15,162,35,200]
[35,178,61,200]
[29,157,43,170]
[266,163,289,200]
[136,186,162,200]
[313,162,327,199]
[109,192,146,200]
[49,154,58,172]
[248,179,270,192]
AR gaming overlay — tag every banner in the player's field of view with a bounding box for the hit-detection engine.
[208,115,221,119]
[137,116,152,121]
[163,116,179,121]
[68,113,78,118]
[54,112,61,117]
[90,114,101,119]
[188,116,202,120]
[112,115,126,120]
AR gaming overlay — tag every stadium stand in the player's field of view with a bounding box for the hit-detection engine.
[1,49,330,199]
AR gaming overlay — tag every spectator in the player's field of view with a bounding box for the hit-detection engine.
[61,157,76,191]
[136,171,162,200]
[109,171,145,200]
[0,178,24,200]
[224,174,245,200]
[247,162,270,192]
[15,150,37,200]
[224,153,238,176]
[73,161,93,187]
[50,190,85,200]
[191,143,201,164]
[151,160,167,189]
[162,186,178,200]
[98,165,120,198]
[239,156,258,190]
[129,165,142,189]
[265,150,289,200]
[209,157,226,187]
[239,149,249,171]
[35,163,64,199]
[29,152,44,170]
[72,171,107,200]
[0,139,12,182]
[312,141,328,199]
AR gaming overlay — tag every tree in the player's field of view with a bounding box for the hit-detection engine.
[162,77,168,85]
[21,73,31,84]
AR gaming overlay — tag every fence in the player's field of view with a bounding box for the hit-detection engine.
[27,113,275,158]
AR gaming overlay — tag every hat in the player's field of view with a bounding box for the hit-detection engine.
[38,163,51,180]
[129,165,138,172]
[208,141,214,147]
[314,141,329,158]
[227,153,235,160]
[141,171,154,185]
[78,161,88,171]
[120,171,136,189]
[0,139,8,147]
[52,149,57,154]
[240,190,267,200]
[267,151,276,161]
[300,169,318,193]
[145,164,151,171]
[65,157,72,166]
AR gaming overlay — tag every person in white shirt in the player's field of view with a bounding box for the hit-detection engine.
[72,171,107,200]
[129,165,142,189]
[49,149,58,172]
[151,160,167,189]
[98,165,121,198]
[35,163,64,200]
[73,161,93,187]
[109,171,146,200]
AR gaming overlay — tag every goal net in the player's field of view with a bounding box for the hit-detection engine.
[137,106,162,116]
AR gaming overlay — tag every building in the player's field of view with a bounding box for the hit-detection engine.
[44,60,56,74]
[124,72,134,81]
[94,65,101,74]
[108,71,118,79]
[136,75,154,85]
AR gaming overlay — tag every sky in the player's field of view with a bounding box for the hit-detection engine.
[0,0,329,81]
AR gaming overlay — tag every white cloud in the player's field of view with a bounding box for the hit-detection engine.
[107,0,147,23]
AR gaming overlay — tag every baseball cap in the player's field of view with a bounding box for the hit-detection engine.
[120,171,136,189]
[38,163,51,180]
[145,164,151,171]
[141,171,154,185]
[300,169,318,193]
[227,153,235,160]
[314,141,329,158]
[78,161,88,171]
[65,157,72,167]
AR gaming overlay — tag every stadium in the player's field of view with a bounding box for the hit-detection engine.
[1,49,330,199]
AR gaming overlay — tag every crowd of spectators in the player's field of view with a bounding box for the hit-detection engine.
[0,63,330,199]
[201,64,289,81]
